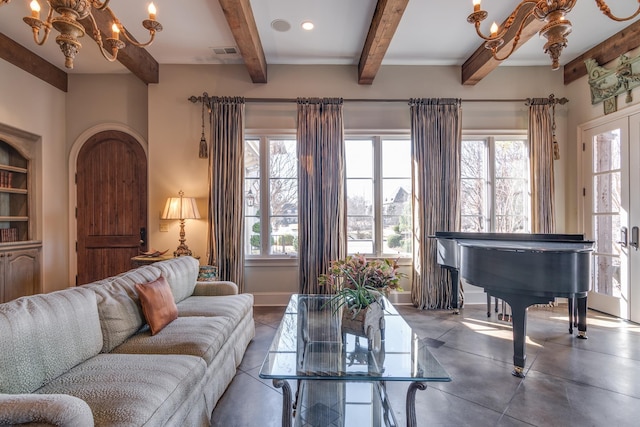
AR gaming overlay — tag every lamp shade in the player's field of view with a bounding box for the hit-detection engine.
[161,194,200,220]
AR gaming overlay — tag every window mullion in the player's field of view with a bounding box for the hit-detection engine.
[488,137,496,232]
[261,137,270,255]
[373,136,383,256]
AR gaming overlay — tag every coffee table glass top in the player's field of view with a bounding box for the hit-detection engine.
[259,294,451,383]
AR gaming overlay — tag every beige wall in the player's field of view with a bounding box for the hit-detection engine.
[564,52,640,234]
[0,60,576,302]
[149,64,569,303]
[0,61,68,292]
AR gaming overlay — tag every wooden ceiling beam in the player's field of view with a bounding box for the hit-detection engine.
[461,7,544,86]
[564,20,640,85]
[0,32,67,92]
[81,8,160,85]
[358,0,409,85]
[218,0,267,83]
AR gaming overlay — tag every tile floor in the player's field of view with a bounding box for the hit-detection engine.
[211,303,640,427]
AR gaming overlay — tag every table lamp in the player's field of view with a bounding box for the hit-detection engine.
[161,190,200,257]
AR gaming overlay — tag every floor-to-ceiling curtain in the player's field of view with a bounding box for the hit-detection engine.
[410,98,462,309]
[528,99,556,233]
[206,96,246,290]
[297,98,347,294]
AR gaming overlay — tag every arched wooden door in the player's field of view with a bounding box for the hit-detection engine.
[76,130,147,285]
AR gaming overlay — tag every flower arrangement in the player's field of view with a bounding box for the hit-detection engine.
[319,254,405,317]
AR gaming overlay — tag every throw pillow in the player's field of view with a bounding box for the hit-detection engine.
[135,276,178,335]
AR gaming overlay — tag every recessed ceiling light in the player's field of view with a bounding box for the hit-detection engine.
[301,21,314,31]
[271,19,291,32]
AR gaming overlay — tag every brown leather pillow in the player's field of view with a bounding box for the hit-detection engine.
[135,276,178,335]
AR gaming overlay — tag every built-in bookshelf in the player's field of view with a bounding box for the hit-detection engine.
[0,140,29,242]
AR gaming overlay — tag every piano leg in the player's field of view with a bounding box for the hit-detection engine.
[494,293,551,378]
[486,293,491,317]
[449,268,460,315]
[577,295,588,339]
[508,298,529,378]
[568,296,574,334]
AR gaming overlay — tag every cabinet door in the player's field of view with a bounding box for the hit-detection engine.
[2,249,40,302]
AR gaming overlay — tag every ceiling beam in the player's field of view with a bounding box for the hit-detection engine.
[358,0,409,85]
[564,20,640,85]
[81,8,160,85]
[461,7,544,86]
[218,0,267,83]
[0,32,67,92]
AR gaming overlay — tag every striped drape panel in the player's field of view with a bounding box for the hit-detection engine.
[297,98,347,295]
[206,97,246,291]
[410,98,462,310]
[528,102,556,233]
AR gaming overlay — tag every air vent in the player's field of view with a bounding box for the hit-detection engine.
[212,47,239,55]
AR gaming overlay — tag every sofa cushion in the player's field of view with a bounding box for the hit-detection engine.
[176,293,254,324]
[111,316,234,366]
[135,276,178,335]
[35,353,206,427]
[0,288,103,394]
[154,256,199,303]
[84,265,160,353]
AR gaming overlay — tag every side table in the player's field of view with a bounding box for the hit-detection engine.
[130,255,173,267]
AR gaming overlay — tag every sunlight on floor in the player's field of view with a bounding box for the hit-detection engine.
[461,318,542,347]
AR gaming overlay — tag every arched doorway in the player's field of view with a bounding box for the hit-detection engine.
[76,130,148,285]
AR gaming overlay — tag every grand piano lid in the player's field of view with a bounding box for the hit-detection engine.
[457,239,595,253]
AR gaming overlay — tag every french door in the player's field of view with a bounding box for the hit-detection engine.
[582,114,640,322]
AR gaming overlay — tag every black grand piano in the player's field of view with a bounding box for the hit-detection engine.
[434,232,594,377]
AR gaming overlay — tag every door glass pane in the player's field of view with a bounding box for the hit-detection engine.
[593,130,621,172]
[593,172,621,213]
[592,129,622,297]
[593,254,622,298]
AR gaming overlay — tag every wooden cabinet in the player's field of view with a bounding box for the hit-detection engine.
[0,243,41,303]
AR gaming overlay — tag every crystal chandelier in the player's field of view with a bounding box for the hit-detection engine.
[467,0,640,70]
[21,0,162,69]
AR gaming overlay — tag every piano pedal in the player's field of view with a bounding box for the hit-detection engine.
[498,313,512,322]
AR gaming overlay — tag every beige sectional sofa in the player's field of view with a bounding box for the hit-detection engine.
[0,256,255,427]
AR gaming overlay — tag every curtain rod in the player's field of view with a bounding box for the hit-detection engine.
[188,94,568,105]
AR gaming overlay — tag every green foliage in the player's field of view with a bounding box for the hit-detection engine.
[319,254,406,315]
[387,234,403,248]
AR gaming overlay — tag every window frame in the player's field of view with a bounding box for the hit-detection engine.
[345,133,412,258]
[461,131,530,233]
[244,133,299,259]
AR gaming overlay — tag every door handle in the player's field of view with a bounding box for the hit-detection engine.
[139,227,147,248]
[631,226,639,251]
[618,226,628,248]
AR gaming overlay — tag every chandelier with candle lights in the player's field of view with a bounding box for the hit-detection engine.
[21,0,162,69]
[467,0,640,70]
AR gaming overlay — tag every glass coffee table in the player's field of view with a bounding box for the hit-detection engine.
[259,294,451,427]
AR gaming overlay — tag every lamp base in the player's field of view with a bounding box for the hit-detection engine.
[173,219,193,257]
[173,245,193,257]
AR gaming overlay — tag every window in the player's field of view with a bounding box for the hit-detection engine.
[244,137,298,256]
[461,135,530,233]
[345,137,412,257]
[244,134,412,258]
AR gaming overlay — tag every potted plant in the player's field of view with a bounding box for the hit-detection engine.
[319,254,405,343]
